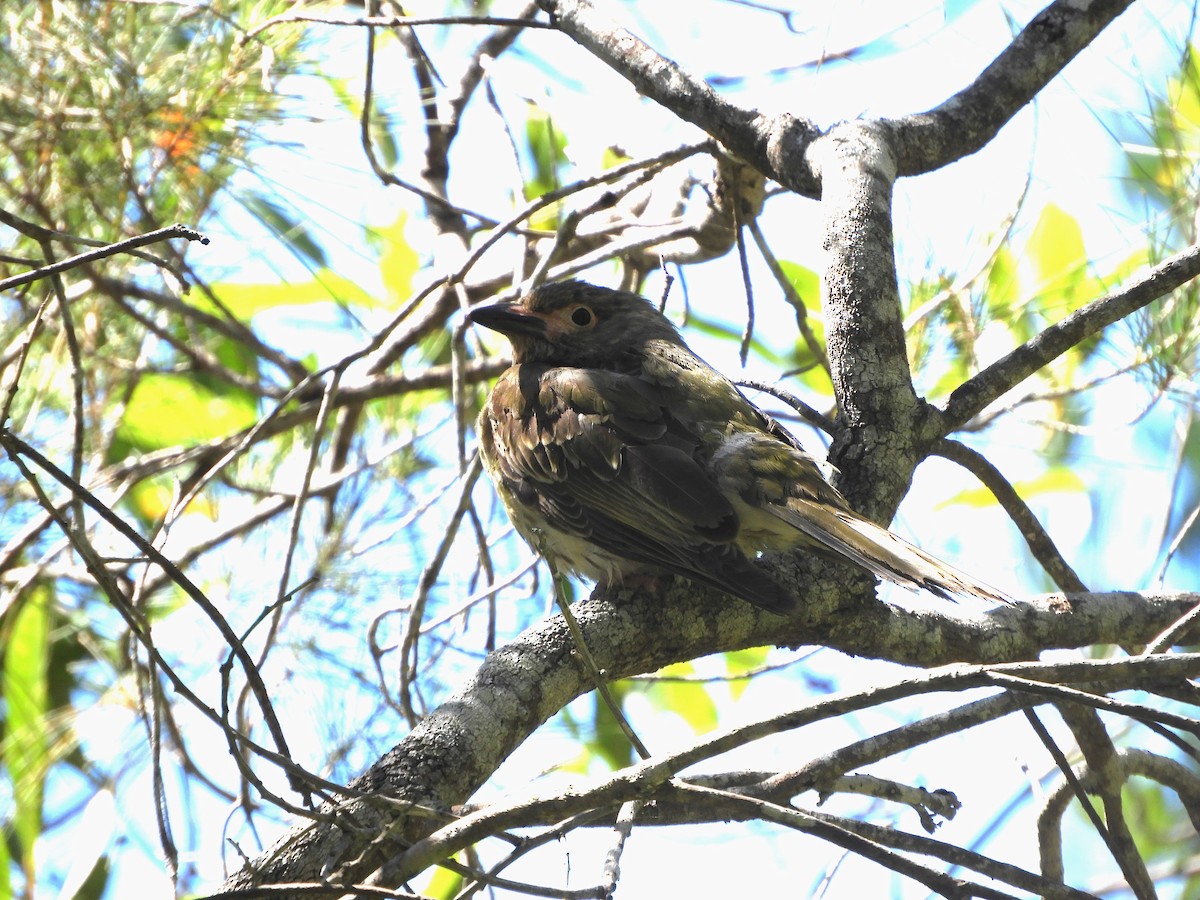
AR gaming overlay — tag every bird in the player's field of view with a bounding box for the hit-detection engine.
[468,279,1011,614]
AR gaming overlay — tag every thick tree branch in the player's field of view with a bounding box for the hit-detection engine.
[941,241,1200,429]
[886,0,1135,174]
[807,121,922,521]
[371,652,1200,886]
[534,0,822,196]
[223,584,1200,891]
[758,691,1041,802]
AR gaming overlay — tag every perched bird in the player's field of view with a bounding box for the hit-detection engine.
[468,280,1010,614]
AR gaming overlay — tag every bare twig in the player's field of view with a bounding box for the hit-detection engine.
[0,224,208,293]
[241,11,553,43]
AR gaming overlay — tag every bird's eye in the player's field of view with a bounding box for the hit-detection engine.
[569,306,595,327]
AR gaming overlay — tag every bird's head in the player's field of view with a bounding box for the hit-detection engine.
[467,280,685,367]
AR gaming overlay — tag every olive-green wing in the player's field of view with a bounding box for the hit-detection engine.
[480,363,793,611]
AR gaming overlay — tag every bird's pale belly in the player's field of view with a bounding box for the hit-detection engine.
[503,492,649,584]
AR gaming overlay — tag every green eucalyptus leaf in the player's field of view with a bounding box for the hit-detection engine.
[117,373,258,451]
[939,466,1086,509]
[4,588,51,871]
[208,270,381,319]
[646,662,719,734]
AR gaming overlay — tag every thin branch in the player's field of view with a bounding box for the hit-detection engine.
[746,217,829,376]
[0,430,301,793]
[241,12,554,43]
[0,433,357,812]
[599,800,642,898]
[933,438,1086,593]
[942,241,1200,429]
[97,277,309,385]
[1143,596,1200,654]
[555,573,651,761]
[381,654,1200,884]
[737,379,836,434]
[757,691,1041,803]
[666,782,1026,900]
[0,224,208,293]
[534,0,822,196]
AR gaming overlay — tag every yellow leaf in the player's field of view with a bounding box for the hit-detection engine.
[938,467,1086,509]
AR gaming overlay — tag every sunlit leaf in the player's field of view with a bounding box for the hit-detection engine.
[590,685,637,770]
[773,260,830,390]
[1027,203,1089,309]
[777,260,821,306]
[525,103,569,195]
[126,477,218,523]
[418,855,465,900]
[687,314,787,366]
[117,374,258,451]
[3,588,51,874]
[208,270,381,319]
[938,466,1086,508]
[985,245,1019,315]
[602,145,632,169]
[724,646,770,700]
[372,211,420,307]
[524,102,569,228]
[0,836,11,900]
[646,662,718,734]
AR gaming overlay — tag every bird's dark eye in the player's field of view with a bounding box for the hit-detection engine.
[569,306,595,327]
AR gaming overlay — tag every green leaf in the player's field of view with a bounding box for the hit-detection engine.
[686,314,786,366]
[724,646,770,700]
[117,373,258,451]
[3,588,51,876]
[68,856,110,900]
[985,245,1019,315]
[523,102,569,227]
[419,856,464,900]
[1027,203,1099,316]
[207,269,381,320]
[773,260,831,391]
[777,260,820,306]
[524,103,569,196]
[0,835,11,900]
[589,684,636,770]
[601,145,632,169]
[1028,204,1086,291]
[938,466,1086,509]
[371,211,420,307]
[646,662,718,734]
[241,191,328,268]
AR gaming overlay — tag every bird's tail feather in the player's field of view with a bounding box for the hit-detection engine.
[772,501,1014,605]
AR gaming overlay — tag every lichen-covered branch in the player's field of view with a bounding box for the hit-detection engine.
[887,0,1135,174]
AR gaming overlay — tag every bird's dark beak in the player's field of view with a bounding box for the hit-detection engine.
[467,302,547,339]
